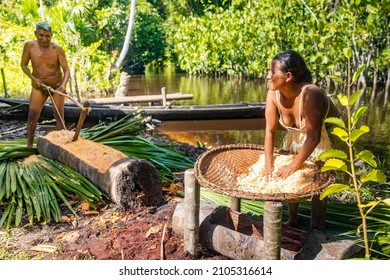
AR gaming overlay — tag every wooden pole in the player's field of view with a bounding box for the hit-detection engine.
[1,68,7,98]
[184,169,200,256]
[72,101,90,142]
[161,87,167,106]
[230,197,241,212]
[263,201,283,260]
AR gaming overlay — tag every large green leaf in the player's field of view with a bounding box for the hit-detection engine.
[351,106,368,126]
[321,158,348,172]
[337,93,349,106]
[352,65,366,83]
[328,75,344,84]
[343,47,353,59]
[356,150,377,168]
[360,201,378,208]
[317,149,348,161]
[360,169,387,183]
[349,125,370,142]
[325,117,346,128]
[332,127,349,141]
[348,89,363,106]
[383,199,390,207]
[320,183,351,200]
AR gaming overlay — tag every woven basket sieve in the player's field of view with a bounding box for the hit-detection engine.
[194,144,334,202]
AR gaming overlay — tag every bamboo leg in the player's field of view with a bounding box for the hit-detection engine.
[230,197,241,212]
[263,201,283,260]
[184,169,200,256]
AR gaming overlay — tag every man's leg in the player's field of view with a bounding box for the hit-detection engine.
[51,91,66,130]
[27,88,47,148]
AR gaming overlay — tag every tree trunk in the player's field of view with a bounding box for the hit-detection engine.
[370,63,378,104]
[385,67,390,105]
[37,130,162,209]
[115,0,137,69]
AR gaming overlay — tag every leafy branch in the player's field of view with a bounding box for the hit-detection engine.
[318,47,388,259]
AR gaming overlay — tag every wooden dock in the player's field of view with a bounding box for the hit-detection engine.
[85,93,193,105]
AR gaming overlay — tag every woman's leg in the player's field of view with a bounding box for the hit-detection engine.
[284,202,299,227]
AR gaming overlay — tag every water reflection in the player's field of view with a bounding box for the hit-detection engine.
[123,67,268,105]
[156,118,286,148]
[130,68,389,170]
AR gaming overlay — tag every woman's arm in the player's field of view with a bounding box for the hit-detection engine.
[276,88,324,178]
[264,90,279,176]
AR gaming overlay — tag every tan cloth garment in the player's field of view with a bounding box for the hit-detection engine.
[282,124,333,159]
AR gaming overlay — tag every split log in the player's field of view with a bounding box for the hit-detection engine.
[37,130,162,209]
[173,200,299,260]
[173,200,362,259]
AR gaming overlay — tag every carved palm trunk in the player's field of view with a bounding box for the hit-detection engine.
[37,130,162,209]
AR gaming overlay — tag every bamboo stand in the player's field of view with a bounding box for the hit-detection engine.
[184,169,284,260]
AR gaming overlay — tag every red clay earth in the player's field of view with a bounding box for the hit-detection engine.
[3,194,227,260]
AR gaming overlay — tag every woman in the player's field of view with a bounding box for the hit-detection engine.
[264,50,340,228]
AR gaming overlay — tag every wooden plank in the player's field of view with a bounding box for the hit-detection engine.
[85,93,193,105]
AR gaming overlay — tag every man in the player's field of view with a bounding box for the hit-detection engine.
[21,21,70,148]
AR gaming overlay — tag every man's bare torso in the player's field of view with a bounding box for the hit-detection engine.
[28,41,63,87]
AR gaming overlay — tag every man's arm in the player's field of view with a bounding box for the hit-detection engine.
[20,42,32,78]
[56,46,70,93]
[20,42,40,88]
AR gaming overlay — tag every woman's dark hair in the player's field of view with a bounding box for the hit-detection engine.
[272,50,312,83]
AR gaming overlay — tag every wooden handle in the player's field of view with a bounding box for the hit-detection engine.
[72,101,90,142]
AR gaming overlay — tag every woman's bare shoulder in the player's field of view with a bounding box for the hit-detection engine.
[266,89,277,102]
[266,89,277,97]
[304,85,326,98]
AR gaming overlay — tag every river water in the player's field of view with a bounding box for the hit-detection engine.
[123,67,390,170]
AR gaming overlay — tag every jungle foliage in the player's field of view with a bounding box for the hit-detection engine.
[0,0,388,97]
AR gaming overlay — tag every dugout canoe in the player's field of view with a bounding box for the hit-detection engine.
[0,98,266,122]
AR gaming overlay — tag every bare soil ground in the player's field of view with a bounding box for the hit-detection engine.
[1,195,227,260]
[0,117,227,260]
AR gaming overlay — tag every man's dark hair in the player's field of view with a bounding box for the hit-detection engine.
[272,50,312,83]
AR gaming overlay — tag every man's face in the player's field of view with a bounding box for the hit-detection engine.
[35,29,52,47]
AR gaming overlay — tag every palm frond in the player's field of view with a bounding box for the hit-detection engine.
[0,156,105,231]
